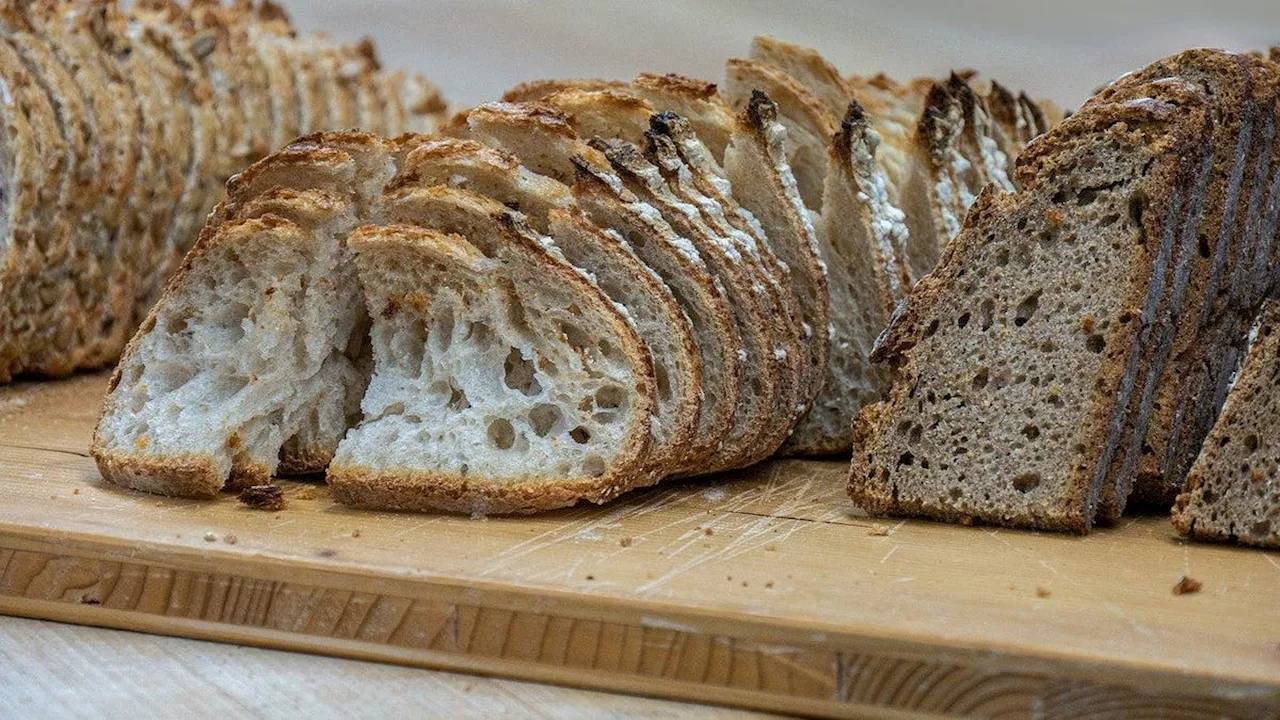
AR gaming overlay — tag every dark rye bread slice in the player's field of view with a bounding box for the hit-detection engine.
[1091,51,1280,518]
[330,188,658,515]
[391,136,704,477]
[782,101,907,455]
[723,92,830,423]
[463,102,741,470]
[1172,301,1280,548]
[849,86,1212,532]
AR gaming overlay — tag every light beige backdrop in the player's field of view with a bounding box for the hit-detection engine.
[290,0,1279,109]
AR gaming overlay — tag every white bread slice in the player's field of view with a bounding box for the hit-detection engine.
[392,136,704,475]
[1173,301,1280,548]
[747,35,852,121]
[330,187,657,514]
[721,58,835,211]
[850,83,1214,532]
[782,102,906,455]
[723,92,830,421]
[630,73,734,162]
[463,102,742,469]
[502,77,629,103]
[92,195,365,496]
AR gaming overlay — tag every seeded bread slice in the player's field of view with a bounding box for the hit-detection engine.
[330,188,658,514]
[1172,301,1280,547]
[391,136,704,476]
[849,86,1211,532]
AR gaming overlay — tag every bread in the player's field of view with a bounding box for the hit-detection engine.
[462,101,743,470]
[0,0,446,384]
[1172,301,1280,547]
[330,188,658,514]
[849,73,1216,532]
[1088,51,1280,518]
[392,137,704,476]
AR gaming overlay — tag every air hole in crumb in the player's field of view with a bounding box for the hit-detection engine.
[1245,434,1259,453]
[1014,291,1041,327]
[949,487,963,499]
[655,365,672,400]
[1250,520,1271,537]
[1077,187,1102,205]
[909,425,923,445]
[897,452,914,467]
[995,249,1009,267]
[487,418,516,450]
[1086,334,1106,353]
[560,322,592,352]
[448,385,470,410]
[972,368,989,390]
[504,348,541,395]
[979,299,995,331]
[1198,234,1210,259]
[1012,473,1041,492]
[468,321,494,351]
[598,339,615,358]
[570,426,591,444]
[596,385,625,409]
[1047,394,1063,407]
[529,404,562,437]
[581,455,606,477]
[957,312,970,328]
[923,319,940,338]
[1022,424,1040,440]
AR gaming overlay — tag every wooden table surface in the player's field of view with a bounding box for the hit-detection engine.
[8,2,1279,718]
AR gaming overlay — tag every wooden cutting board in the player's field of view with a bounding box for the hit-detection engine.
[1,374,1277,719]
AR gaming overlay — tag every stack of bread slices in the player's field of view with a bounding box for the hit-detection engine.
[851,49,1280,533]
[0,0,447,384]
[91,36,1059,513]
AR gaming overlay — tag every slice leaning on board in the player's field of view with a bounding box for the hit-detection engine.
[851,49,1280,534]
[0,0,447,384]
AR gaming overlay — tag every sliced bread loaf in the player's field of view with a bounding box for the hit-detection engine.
[849,82,1213,532]
[330,187,657,514]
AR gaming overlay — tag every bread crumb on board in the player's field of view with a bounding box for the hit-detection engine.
[224,534,238,545]
[618,537,632,548]
[295,487,319,501]
[868,523,890,536]
[203,531,217,542]
[351,528,362,538]
[238,484,286,511]
[1172,575,1203,595]
[1036,586,1051,598]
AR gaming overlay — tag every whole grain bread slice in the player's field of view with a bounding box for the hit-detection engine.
[849,84,1213,532]
[1172,301,1280,548]
[330,187,658,514]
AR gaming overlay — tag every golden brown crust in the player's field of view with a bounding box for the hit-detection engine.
[501,77,628,103]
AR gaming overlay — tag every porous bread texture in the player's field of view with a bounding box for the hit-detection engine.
[0,0,446,384]
[330,190,657,514]
[385,135,701,476]
[92,202,363,497]
[723,91,830,422]
[460,100,743,470]
[782,102,904,455]
[1093,52,1280,515]
[849,90,1207,532]
[1173,302,1280,548]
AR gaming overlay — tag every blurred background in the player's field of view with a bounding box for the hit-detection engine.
[287,0,1279,109]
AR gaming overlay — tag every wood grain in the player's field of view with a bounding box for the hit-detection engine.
[0,616,774,719]
[1,374,1279,718]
